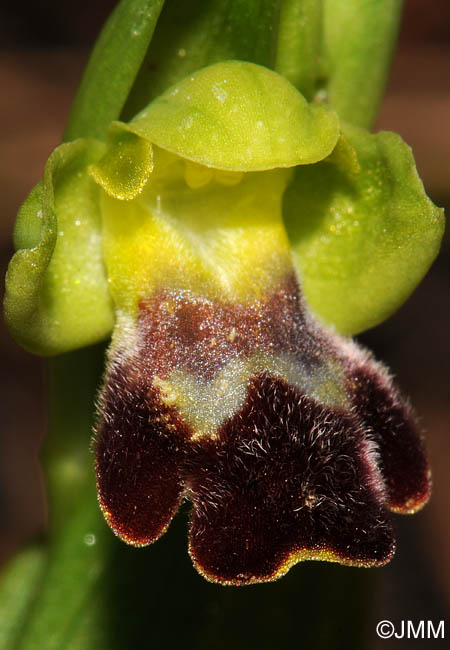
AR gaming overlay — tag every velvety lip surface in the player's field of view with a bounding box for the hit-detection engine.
[97,369,395,585]
[136,275,326,382]
[347,363,431,514]
[95,276,429,585]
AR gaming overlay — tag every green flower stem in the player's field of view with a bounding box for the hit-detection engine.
[44,349,106,530]
[323,0,403,128]
[0,348,109,650]
[0,547,46,649]
[0,347,109,650]
[64,0,166,141]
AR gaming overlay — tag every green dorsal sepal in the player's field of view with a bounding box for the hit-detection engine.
[91,60,340,200]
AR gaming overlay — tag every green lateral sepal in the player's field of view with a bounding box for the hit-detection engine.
[284,124,445,335]
[4,139,114,355]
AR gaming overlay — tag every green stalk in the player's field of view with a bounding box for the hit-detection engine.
[4,348,111,650]
[0,548,46,649]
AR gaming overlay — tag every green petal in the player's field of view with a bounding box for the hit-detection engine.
[116,61,339,173]
[89,124,154,200]
[325,132,360,174]
[284,125,445,335]
[4,139,114,355]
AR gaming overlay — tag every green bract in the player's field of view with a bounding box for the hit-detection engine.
[4,60,443,354]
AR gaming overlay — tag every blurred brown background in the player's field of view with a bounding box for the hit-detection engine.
[0,1,449,647]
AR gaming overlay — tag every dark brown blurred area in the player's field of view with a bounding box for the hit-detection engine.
[0,1,449,646]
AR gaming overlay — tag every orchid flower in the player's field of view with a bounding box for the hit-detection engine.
[5,59,441,586]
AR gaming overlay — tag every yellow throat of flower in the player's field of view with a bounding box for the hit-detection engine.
[99,146,295,313]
